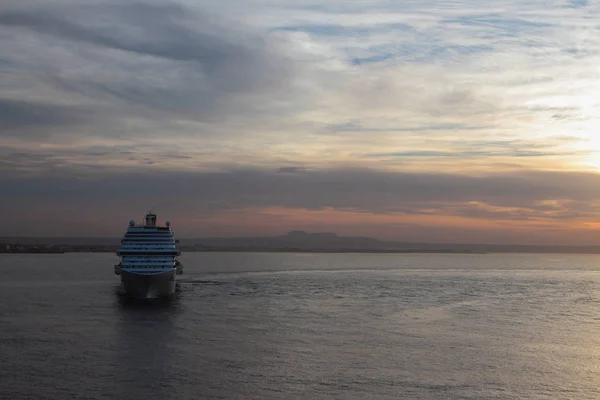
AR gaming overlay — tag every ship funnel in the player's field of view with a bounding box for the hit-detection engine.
[145,213,157,227]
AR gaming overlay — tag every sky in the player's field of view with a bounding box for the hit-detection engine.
[2,0,600,244]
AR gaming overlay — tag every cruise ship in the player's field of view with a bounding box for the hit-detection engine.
[114,213,183,298]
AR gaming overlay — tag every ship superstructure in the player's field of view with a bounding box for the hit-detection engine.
[114,213,183,298]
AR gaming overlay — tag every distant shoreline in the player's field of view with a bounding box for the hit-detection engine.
[4,230,600,255]
[5,247,600,255]
[1,247,484,254]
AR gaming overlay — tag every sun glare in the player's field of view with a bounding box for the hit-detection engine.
[569,123,600,170]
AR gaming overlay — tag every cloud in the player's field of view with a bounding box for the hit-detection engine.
[365,149,586,159]
[0,98,89,134]
[277,166,307,173]
[3,0,600,241]
[0,3,289,79]
[440,13,554,37]
[4,166,600,243]
[0,1,298,135]
[2,0,595,157]
[5,166,600,216]
[326,122,490,132]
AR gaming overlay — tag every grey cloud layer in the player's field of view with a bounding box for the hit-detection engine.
[0,99,89,132]
[0,1,296,134]
[2,0,600,242]
[0,3,291,86]
[1,0,588,152]
[4,168,600,219]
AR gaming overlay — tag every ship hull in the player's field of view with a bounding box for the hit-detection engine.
[120,269,176,299]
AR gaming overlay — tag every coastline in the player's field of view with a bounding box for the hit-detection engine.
[5,245,600,255]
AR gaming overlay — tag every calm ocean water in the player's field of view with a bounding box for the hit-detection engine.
[1,252,600,399]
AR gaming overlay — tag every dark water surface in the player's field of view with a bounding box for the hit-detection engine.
[1,252,600,399]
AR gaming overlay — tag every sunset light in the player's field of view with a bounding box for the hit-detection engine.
[5,2,600,399]
[3,0,600,245]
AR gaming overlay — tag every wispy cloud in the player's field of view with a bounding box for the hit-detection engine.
[3,0,600,241]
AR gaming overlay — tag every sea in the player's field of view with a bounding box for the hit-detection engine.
[1,252,599,399]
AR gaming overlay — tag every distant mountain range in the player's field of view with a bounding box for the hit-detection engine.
[4,231,600,254]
